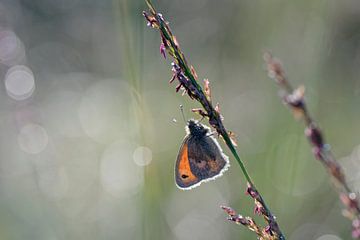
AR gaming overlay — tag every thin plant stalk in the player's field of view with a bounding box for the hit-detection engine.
[143,1,285,239]
[264,52,360,239]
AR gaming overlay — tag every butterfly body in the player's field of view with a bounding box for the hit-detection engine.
[175,120,230,190]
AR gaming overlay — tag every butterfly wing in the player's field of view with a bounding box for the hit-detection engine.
[175,134,229,190]
[175,136,201,189]
[187,135,229,181]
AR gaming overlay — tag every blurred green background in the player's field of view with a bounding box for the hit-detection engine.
[0,0,359,239]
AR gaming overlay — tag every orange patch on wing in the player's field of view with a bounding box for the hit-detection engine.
[178,143,198,183]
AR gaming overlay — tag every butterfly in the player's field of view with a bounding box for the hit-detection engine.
[175,120,230,190]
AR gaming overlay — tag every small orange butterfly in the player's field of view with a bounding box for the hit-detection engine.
[175,119,230,190]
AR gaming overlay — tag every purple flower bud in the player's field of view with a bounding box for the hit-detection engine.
[340,193,359,211]
[221,206,250,226]
[305,124,324,148]
[246,182,259,199]
[254,201,264,215]
[284,86,305,109]
[175,83,182,92]
[264,225,272,234]
[160,42,166,59]
[143,11,158,28]
[353,218,360,238]
[221,205,236,216]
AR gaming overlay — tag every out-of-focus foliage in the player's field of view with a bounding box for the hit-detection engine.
[0,0,359,239]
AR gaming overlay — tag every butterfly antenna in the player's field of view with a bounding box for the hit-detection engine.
[196,116,205,124]
[180,105,187,123]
